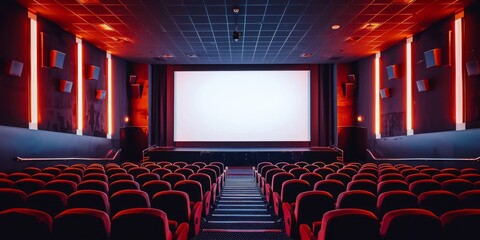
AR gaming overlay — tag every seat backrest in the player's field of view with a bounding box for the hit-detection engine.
[440,168,461,176]
[409,179,441,195]
[459,173,480,183]
[156,161,172,167]
[265,168,285,187]
[312,161,326,167]
[418,190,459,217]
[42,167,62,176]
[78,180,109,194]
[0,188,28,211]
[210,162,225,173]
[294,191,335,227]
[299,173,323,190]
[198,168,217,184]
[432,173,457,183]
[109,179,140,196]
[45,180,77,195]
[193,161,207,169]
[27,190,67,218]
[377,190,418,219]
[151,190,191,224]
[53,208,110,240]
[337,167,358,178]
[441,179,474,194]
[314,179,346,200]
[135,173,161,187]
[271,172,295,194]
[56,173,82,184]
[164,164,180,173]
[67,190,110,214]
[282,164,298,172]
[377,180,409,195]
[400,168,419,177]
[352,173,378,182]
[420,168,441,177]
[83,173,108,183]
[336,190,377,213]
[379,173,405,182]
[175,168,195,179]
[257,162,272,173]
[380,208,441,240]
[405,173,432,184]
[110,189,151,217]
[0,208,52,240]
[295,161,309,167]
[325,173,351,186]
[141,180,172,199]
[127,167,150,178]
[189,173,212,193]
[62,168,84,178]
[458,189,480,209]
[23,167,42,175]
[280,179,310,203]
[379,168,400,176]
[460,168,480,175]
[440,209,480,240]
[111,208,172,240]
[204,165,222,179]
[289,168,310,179]
[173,161,188,168]
[174,180,203,203]
[151,168,172,179]
[318,208,380,240]
[185,164,201,173]
[84,168,105,175]
[304,165,319,172]
[347,179,377,195]
[13,178,46,194]
[162,173,187,188]
[106,168,127,177]
[31,173,56,183]
[0,178,14,188]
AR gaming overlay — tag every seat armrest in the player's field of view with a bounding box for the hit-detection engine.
[191,201,203,236]
[312,221,322,237]
[282,202,296,237]
[299,224,317,240]
[273,191,282,217]
[203,191,212,216]
[173,222,189,240]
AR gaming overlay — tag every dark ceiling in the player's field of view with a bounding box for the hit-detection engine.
[16,0,474,64]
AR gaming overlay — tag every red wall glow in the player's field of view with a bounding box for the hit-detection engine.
[28,12,38,130]
[107,52,112,139]
[406,37,413,135]
[375,53,381,139]
[455,13,465,131]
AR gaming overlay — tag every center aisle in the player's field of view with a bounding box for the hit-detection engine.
[192,167,290,240]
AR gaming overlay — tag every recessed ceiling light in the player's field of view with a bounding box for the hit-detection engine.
[363,23,381,30]
[77,0,100,4]
[300,53,313,58]
[186,54,197,58]
[331,24,341,30]
[99,24,114,31]
[345,36,361,43]
[162,54,174,58]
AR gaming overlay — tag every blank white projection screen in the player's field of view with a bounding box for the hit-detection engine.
[174,70,311,142]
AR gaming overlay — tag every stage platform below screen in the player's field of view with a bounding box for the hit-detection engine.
[147,147,341,166]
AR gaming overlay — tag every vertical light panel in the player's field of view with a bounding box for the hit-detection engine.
[406,37,414,136]
[455,12,465,131]
[106,52,113,139]
[76,37,83,135]
[375,53,381,139]
[28,12,38,130]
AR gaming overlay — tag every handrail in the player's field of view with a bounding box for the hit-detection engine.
[16,149,122,162]
[329,145,344,162]
[366,149,480,162]
[142,145,158,160]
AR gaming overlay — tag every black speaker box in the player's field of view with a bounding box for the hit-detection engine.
[131,84,143,99]
[129,75,137,84]
[6,60,23,77]
[424,48,442,68]
[50,50,66,69]
[466,60,480,76]
[343,82,355,98]
[96,90,106,100]
[60,80,73,93]
[386,64,400,79]
[87,65,100,80]
[338,126,367,162]
[120,127,148,162]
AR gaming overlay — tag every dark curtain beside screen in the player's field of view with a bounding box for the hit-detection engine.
[149,65,168,146]
[319,64,336,147]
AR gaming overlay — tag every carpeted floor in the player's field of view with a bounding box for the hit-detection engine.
[192,167,290,240]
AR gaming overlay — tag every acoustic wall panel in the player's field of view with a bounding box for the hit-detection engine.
[50,50,66,69]
[6,60,23,77]
[59,80,73,93]
[424,48,442,68]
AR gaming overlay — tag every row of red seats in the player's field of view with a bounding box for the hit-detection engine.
[0,161,227,239]
[0,207,188,240]
[255,161,480,239]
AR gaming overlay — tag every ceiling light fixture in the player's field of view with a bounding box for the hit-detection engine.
[99,23,114,31]
[300,53,313,58]
[331,24,341,30]
[187,54,197,58]
[77,0,100,4]
[232,2,242,42]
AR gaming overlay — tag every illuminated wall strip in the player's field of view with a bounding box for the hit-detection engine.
[454,12,465,131]
[106,52,113,139]
[406,37,414,136]
[28,12,38,130]
[76,37,83,135]
[375,53,381,139]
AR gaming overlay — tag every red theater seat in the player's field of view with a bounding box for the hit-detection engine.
[432,173,457,183]
[67,190,110,214]
[53,208,110,240]
[337,167,358,178]
[106,168,127,177]
[440,209,480,240]
[299,173,323,190]
[325,173,351,186]
[440,168,461,176]
[0,208,52,240]
[175,168,195,179]
[379,173,405,182]
[405,173,431,184]
[352,173,378,182]
[418,190,460,217]
[377,180,409,195]
[110,189,151,216]
[184,164,201,173]
[174,180,209,217]
[83,173,108,183]
[27,190,67,218]
[409,179,441,195]
[347,179,377,195]
[270,172,295,208]
[142,180,172,200]
[136,172,161,187]
[13,178,45,194]
[188,173,213,215]
[264,169,287,203]
[458,190,480,209]
[441,179,474,194]
[42,167,62,176]
[152,168,173,179]
[78,180,109,194]
[336,190,377,213]
[111,208,189,240]
[127,167,150,178]
[275,179,310,217]
[31,173,56,183]
[56,173,82,184]
[163,173,187,189]
[377,190,418,219]
[0,178,14,188]
[109,179,140,196]
[290,167,310,179]
[22,167,42,175]
[7,172,31,182]
[0,188,27,211]
[45,179,77,196]
[314,179,346,200]
[380,208,441,240]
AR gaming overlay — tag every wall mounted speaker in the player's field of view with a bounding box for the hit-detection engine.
[50,50,66,69]
[129,75,137,84]
[416,79,430,92]
[380,88,390,99]
[466,60,480,76]
[60,80,73,93]
[386,64,400,79]
[424,48,442,68]
[96,90,106,100]
[343,82,355,98]
[347,74,356,82]
[131,84,142,99]
[6,60,23,77]
[87,65,100,80]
